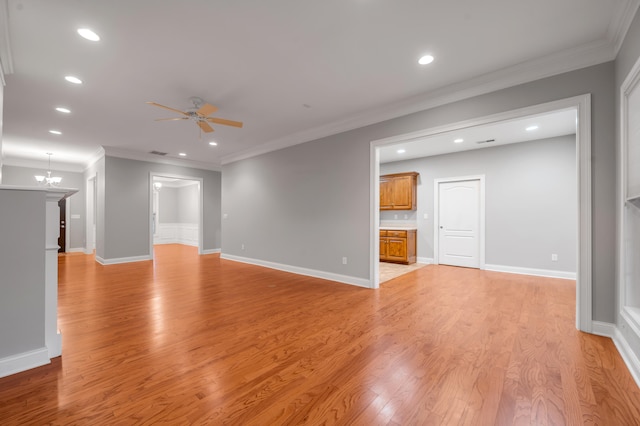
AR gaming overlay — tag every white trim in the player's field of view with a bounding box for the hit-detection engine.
[153,223,199,247]
[106,146,220,172]
[0,348,50,379]
[66,247,86,253]
[416,257,433,265]
[221,253,371,288]
[619,53,640,350]
[64,196,70,253]
[85,175,96,255]
[1,156,86,173]
[149,173,204,259]
[95,254,152,265]
[484,264,576,280]
[608,0,640,54]
[433,175,486,269]
[370,94,592,332]
[202,248,221,254]
[592,321,640,389]
[83,147,105,173]
[0,0,14,81]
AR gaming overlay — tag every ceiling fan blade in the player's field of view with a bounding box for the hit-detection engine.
[206,117,244,128]
[197,121,215,133]
[146,101,188,116]
[196,103,218,117]
[155,117,189,121]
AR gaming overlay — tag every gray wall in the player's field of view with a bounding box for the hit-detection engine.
[178,184,199,223]
[158,184,199,224]
[0,189,45,358]
[222,134,370,277]
[159,187,179,223]
[381,135,577,273]
[222,61,615,322]
[103,156,221,259]
[2,165,86,250]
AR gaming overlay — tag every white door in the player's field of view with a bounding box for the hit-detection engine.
[438,179,480,268]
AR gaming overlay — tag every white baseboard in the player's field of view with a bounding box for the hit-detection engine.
[66,247,85,253]
[592,321,640,389]
[95,254,152,265]
[220,253,372,288]
[484,264,576,280]
[0,347,50,379]
[202,248,221,254]
[417,257,434,264]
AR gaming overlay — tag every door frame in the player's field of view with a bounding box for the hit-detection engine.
[84,175,96,254]
[433,175,485,268]
[370,94,592,333]
[148,172,204,258]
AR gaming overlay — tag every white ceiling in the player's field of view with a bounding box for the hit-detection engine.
[0,0,637,171]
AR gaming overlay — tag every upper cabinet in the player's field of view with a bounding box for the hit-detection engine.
[380,172,419,210]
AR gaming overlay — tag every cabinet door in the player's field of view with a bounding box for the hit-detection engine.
[380,237,388,260]
[392,175,415,210]
[380,178,394,210]
[386,237,407,262]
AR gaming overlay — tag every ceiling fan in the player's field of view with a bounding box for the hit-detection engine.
[146,97,243,133]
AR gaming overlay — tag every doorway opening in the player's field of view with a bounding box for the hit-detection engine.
[149,173,204,259]
[370,94,592,332]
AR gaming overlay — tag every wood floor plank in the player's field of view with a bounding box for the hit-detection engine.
[1,245,640,425]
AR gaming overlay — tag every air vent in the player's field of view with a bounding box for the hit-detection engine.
[149,150,168,156]
[476,139,495,145]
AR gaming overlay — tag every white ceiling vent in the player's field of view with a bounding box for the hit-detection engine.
[476,139,496,144]
[149,150,168,156]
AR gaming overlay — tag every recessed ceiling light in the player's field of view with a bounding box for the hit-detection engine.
[209,141,218,146]
[178,152,187,157]
[526,125,539,131]
[77,28,100,41]
[49,130,62,135]
[418,54,434,65]
[454,138,464,143]
[397,149,406,154]
[55,107,71,113]
[64,75,83,84]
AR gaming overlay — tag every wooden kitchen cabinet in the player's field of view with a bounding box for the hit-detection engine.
[380,229,416,264]
[380,172,418,210]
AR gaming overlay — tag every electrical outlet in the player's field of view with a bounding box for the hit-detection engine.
[241,244,245,250]
[342,257,347,265]
[551,254,558,261]
[394,214,398,219]
[404,214,408,219]
[423,213,428,220]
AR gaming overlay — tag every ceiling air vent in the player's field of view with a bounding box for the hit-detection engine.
[476,139,495,145]
[149,150,168,156]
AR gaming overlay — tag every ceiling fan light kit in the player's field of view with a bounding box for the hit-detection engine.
[147,97,243,134]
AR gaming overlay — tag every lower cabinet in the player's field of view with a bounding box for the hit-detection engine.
[380,229,416,264]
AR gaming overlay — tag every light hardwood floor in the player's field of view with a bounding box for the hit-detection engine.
[1,244,640,425]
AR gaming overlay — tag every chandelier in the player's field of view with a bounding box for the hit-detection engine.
[35,153,62,186]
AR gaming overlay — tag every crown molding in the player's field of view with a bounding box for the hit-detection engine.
[608,0,640,54]
[0,0,13,82]
[221,37,615,165]
[101,146,221,172]
[83,147,106,172]
[1,156,86,173]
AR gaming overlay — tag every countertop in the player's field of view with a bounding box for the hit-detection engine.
[380,226,418,231]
